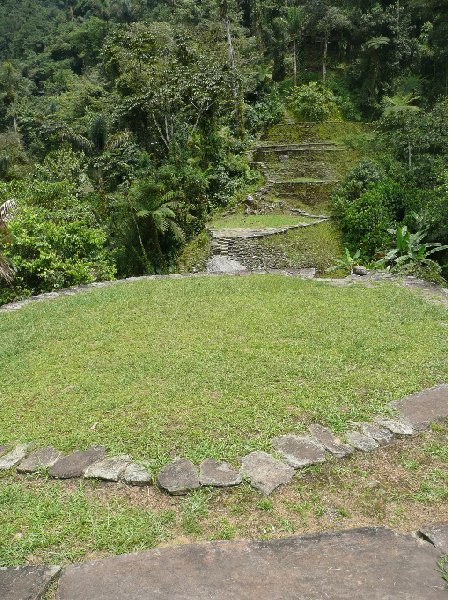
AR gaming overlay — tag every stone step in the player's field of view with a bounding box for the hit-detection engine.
[256,143,344,152]
[52,528,445,599]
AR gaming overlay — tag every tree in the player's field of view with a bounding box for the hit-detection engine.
[316,6,351,84]
[287,6,307,87]
[128,177,185,271]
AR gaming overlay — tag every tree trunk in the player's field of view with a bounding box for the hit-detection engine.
[322,36,328,84]
[408,140,412,170]
[225,14,244,136]
[293,39,297,87]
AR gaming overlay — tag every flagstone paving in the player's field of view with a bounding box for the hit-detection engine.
[0,565,60,600]
[49,528,445,599]
[417,523,448,554]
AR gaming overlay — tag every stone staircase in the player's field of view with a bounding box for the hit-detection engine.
[206,120,356,273]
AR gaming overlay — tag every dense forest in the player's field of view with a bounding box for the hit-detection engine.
[0,0,447,301]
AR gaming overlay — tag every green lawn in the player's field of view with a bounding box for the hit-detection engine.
[1,276,446,468]
[209,213,314,229]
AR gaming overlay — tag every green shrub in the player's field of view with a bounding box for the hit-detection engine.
[0,206,115,302]
[287,82,340,122]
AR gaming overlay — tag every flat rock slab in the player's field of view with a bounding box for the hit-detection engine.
[0,444,32,470]
[199,459,242,487]
[299,268,316,279]
[206,256,247,273]
[55,527,445,600]
[84,455,131,481]
[17,445,63,473]
[308,424,353,458]
[123,463,152,486]
[271,435,325,468]
[346,431,378,451]
[157,458,200,495]
[391,385,448,431]
[49,446,106,479]
[359,423,395,446]
[418,522,448,554]
[240,451,294,495]
[0,565,60,600]
[376,417,414,435]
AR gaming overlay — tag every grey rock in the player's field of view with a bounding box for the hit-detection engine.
[308,424,353,458]
[206,256,246,273]
[299,268,316,279]
[17,445,63,473]
[49,446,106,479]
[240,451,294,495]
[199,459,242,487]
[272,434,326,468]
[0,443,32,470]
[345,431,379,451]
[391,384,448,431]
[157,459,200,495]
[418,522,448,554]
[353,265,368,276]
[0,565,60,600]
[123,463,152,486]
[84,455,131,482]
[376,417,414,435]
[55,528,445,600]
[359,423,395,446]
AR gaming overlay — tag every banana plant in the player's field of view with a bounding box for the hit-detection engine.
[380,225,447,268]
[327,248,362,275]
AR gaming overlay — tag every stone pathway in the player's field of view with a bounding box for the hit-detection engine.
[1,385,446,498]
[2,527,446,599]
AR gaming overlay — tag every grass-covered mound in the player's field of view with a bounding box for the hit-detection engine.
[1,276,446,467]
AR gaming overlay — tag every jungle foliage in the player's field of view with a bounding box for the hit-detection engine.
[0,0,447,299]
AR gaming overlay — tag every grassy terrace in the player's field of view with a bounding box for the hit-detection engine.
[209,213,315,229]
[1,276,446,467]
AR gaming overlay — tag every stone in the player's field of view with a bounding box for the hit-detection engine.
[0,565,60,600]
[49,446,106,479]
[359,423,395,446]
[417,522,448,554]
[353,265,368,275]
[299,268,316,279]
[123,462,152,486]
[206,256,246,274]
[84,455,131,482]
[0,443,32,470]
[345,431,378,451]
[375,417,414,435]
[17,445,63,473]
[271,434,326,469]
[240,451,294,495]
[308,424,353,458]
[390,385,448,431]
[157,459,200,495]
[199,459,242,487]
[55,528,445,600]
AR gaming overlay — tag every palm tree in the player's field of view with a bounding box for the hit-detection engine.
[128,178,185,271]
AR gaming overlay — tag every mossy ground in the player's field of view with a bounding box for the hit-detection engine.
[257,221,344,273]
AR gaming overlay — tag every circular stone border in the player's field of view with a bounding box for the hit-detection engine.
[1,385,446,496]
[0,269,446,313]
